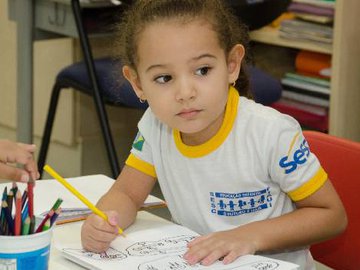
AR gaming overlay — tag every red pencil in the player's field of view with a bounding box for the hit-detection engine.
[27,181,34,219]
[35,209,54,233]
[14,190,22,236]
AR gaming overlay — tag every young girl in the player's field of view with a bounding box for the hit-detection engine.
[81,1,347,269]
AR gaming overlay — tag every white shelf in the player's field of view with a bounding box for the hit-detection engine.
[250,26,332,55]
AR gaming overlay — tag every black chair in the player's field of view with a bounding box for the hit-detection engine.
[38,0,146,179]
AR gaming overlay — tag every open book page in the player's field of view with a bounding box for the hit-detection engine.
[55,212,299,270]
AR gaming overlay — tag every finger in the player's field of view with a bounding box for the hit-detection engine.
[0,163,30,182]
[222,250,239,265]
[17,143,36,153]
[85,241,110,253]
[81,217,117,252]
[201,249,227,266]
[184,243,210,265]
[88,213,119,235]
[24,159,40,180]
[187,235,208,247]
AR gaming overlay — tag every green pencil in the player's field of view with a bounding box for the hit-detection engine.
[42,219,51,232]
[22,216,30,235]
[29,215,35,234]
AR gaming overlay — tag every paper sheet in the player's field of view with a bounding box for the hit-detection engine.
[56,213,299,270]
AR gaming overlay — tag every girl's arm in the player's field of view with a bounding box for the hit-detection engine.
[81,165,156,252]
[184,179,347,266]
[97,165,156,229]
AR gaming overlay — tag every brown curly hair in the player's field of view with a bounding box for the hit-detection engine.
[113,0,252,97]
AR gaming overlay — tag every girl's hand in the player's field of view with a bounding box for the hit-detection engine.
[0,139,39,182]
[183,229,257,266]
[81,210,120,252]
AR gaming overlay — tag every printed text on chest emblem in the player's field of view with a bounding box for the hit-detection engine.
[210,188,273,216]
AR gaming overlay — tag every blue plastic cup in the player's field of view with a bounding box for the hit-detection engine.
[0,227,53,270]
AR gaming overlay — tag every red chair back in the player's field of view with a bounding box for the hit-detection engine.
[303,131,360,270]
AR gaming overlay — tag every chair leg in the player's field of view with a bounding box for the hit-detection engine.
[71,0,120,178]
[38,83,63,178]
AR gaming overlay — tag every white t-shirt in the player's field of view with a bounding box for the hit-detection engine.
[126,87,327,270]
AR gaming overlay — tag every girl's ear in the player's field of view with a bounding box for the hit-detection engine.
[122,65,146,100]
[227,44,245,84]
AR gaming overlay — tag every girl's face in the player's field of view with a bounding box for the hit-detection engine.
[124,19,244,145]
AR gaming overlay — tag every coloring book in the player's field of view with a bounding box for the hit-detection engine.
[55,212,299,270]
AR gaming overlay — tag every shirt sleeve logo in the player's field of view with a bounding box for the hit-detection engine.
[132,132,145,151]
[279,138,310,174]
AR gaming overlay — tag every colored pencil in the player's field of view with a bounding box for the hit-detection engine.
[11,182,18,203]
[44,164,125,236]
[35,209,54,233]
[14,190,22,236]
[27,180,34,219]
[51,198,63,212]
[6,190,13,215]
[2,201,14,235]
[50,207,62,226]
[21,188,28,210]
[21,216,30,235]
[29,215,35,234]
[42,219,51,232]
[0,187,7,234]
[21,202,29,223]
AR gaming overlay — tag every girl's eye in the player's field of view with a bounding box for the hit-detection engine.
[195,66,211,76]
[154,75,172,84]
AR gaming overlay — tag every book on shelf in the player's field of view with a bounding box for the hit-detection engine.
[273,98,328,116]
[295,50,332,78]
[284,72,330,88]
[280,19,333,45]
[293,13,333,24]
[271,99,329,132]
[292,0,335,8]
[281,78,330,95]
[281,90,330,108]
[288,2,335,17]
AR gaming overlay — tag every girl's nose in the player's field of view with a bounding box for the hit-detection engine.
[175,79,196,102]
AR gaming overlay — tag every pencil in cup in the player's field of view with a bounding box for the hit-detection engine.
[43,165,125,236]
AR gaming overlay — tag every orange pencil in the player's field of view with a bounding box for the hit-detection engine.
[14,190,22,236]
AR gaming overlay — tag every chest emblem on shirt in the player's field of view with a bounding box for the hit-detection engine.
[132,132,145,151]
[210,188,273,216]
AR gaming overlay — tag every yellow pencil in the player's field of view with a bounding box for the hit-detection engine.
[43,164,125,236]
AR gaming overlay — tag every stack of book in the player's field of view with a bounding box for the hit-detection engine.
[271,50,331,132]
[279,0,335,46]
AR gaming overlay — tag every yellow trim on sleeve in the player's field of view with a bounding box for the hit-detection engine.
[287,167,328,202]
[125,153,157,178]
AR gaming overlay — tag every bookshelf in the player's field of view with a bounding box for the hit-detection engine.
[249,0,360,142]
